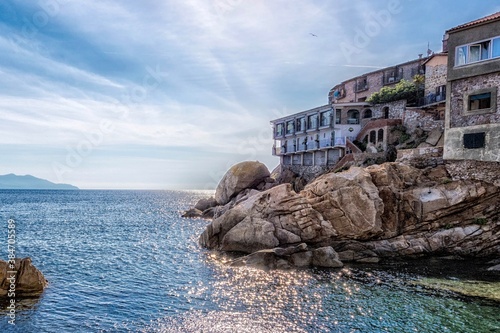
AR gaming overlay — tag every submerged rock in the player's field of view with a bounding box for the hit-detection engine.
[0,257,48,297]
[413,278,500,303]
[229,243,343,270]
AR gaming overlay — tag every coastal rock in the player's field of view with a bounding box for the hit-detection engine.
[194,197,218,211]
[200,161,500,265]
[221,217,279,253]
[303,167,384,240]
[214,161,271,205]
[312,247,344,268]
[181,208,203,218]
[0,257,48,297]
[229,243,343,270]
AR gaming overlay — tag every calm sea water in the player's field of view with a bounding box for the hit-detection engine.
[0,190,498,333]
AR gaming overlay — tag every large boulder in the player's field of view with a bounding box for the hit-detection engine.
[0,257,48,297]
[303,167,384,240]
[215,161,270,205]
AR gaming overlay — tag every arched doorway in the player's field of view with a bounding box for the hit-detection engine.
[347,109,360,124]
[383,107,389,119]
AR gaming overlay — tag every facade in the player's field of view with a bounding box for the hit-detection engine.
[421,53,448,109]
[271,58,428,167]
[328,58,426,104]
[272,12,500,169]
[443,12,500,162]
[271,103,368,167]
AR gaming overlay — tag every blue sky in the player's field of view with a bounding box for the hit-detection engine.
[0,0,498,189]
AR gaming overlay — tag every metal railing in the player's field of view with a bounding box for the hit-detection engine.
[417,92,446,106]
[273,137,352,155]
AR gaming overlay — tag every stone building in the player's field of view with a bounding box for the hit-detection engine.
[443,12,500,162]
[328,58,426,105]
[271,57,432,168]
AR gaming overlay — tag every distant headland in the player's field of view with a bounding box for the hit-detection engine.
[0,174,78,190]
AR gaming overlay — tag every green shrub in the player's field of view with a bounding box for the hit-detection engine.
[367,79,421,105]
[474,217,487,225]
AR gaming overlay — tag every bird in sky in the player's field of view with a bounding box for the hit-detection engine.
[310,33,318,37]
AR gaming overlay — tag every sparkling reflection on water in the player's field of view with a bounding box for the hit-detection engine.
[0,190,498,333]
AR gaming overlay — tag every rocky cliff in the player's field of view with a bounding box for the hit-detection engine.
[194,161,500,269]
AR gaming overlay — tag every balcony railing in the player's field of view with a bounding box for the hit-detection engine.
[354,81,368,92]
[273,137,353,155]
[383,68,403,85]
[417,92,446,106]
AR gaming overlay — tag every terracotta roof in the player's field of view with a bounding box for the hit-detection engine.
[447,12,500,33]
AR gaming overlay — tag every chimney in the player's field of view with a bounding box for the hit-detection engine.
[442,33,449,53]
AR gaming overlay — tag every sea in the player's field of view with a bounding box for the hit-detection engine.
[0,190,498,333]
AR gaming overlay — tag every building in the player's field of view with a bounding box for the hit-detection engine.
[443,12,500,162]
[271,57,428,168]
[328,58,426,105]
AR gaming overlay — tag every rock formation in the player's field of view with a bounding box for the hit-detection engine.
[197,161,500,269]
[214,161,271,205]
[0,257,48,297]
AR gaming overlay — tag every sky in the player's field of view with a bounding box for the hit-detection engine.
[0,0,498,189]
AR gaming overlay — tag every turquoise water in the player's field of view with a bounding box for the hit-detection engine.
[0,190,498,332]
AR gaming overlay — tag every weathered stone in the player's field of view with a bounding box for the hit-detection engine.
[199,161,500,266]
[273,243,308,256]
[290,251,313,267]
[181,208,203,218]
[425,128,443,146]
[312,247,343,268]
[215,161,270,205]
[194,197,217,211]
[304,167,384,240]
[221,217,279,253]
[0,258,48,297]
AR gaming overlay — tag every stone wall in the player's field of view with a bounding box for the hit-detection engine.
[449,72,500,128]
[403,108,444,133]
[330,59,425,104]
[396,147,444,168]
[445,160,500,187]
[424,63,447,96]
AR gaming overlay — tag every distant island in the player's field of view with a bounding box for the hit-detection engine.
[0,174,78,190]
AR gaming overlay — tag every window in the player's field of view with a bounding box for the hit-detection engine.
[464,87,497,115]
[347,109,359,124]
[463,132,485,149]
[320,110,331,127]
[355,77,368,92]
[493,37,500,57]
[335,109,341,124]
[307,114,317,130]
[286,120,294,134]
[469,41,490,62]
[378,129,384,142]
[275,123,284,136]
[455,36,500,66]
[369,130,376,144]
[469,92,491,110]
[363,109,372,118]
[456,46,467,66]
[296,117,305,132]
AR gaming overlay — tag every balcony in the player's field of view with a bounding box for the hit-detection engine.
[354,81,368,92]
[417,92,446,107]
[382,68,403,85]
[273,137,353,156]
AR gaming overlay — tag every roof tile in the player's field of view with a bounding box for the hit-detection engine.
[447,12,500,33]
